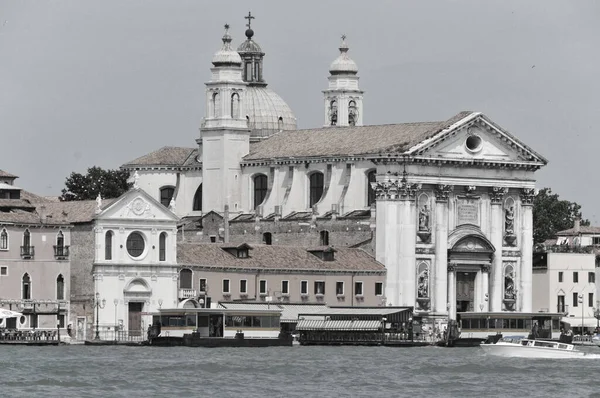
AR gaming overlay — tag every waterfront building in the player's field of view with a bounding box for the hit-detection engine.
[121,14,546,322]
[0,170,70,330]
[532,220,600,332]
[91,184,385,335]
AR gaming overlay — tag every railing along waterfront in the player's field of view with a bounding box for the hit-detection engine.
[0,329,59,341]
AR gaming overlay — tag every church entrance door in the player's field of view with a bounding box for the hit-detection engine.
[128,302,143,336]
[456,272,476,312]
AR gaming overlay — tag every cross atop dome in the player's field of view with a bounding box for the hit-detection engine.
[244,11,255,39]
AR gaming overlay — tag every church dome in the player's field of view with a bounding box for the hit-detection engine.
[212,24,242,66]
[329,36,358,75]
[244,86,297,139]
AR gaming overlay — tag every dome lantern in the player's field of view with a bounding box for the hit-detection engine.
[212,24,242,67]
[329,35,359,75]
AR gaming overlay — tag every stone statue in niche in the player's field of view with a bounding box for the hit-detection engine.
[505,206,515,234]
[417,268,429,298]
[504,270,515,300]
[419,205,430,232]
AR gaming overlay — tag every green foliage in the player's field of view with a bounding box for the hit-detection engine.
[60,166,132,201]
[533,188,589,243]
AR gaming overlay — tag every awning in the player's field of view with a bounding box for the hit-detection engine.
[296,319,382,331]
[0,309,23,320]
[562,317,599,328]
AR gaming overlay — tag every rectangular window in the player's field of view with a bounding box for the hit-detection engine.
[199,278,207,292]
[58,314,65,328]
[300,280,308,295]
[0,266,7,276]
[589,272,595,284]
[375,282,383,296]
[30,314,38,329]
[222,279,230,293]
[594,237,600,245]
[336,281,344,296]
[557,295,565,312]
[314,281,325,295]
[281,280,289,295]
[355,281,363,296]
[259,280,267,295]
[573,272,579,283]
[558,272,563,283]
[240,279,247,294]
[589,293,594,307]
[573,292,579,307]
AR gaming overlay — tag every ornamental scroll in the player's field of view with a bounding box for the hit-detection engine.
[371,173,421,201]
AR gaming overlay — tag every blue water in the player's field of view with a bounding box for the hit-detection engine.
[1,345,599,397]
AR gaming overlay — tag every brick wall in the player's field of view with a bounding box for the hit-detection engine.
[69,223,95,326]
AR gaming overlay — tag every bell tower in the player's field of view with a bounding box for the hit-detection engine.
[198,24,249,214]
[323,35,364,127]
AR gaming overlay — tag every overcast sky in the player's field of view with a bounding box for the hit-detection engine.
[1,1,599,222]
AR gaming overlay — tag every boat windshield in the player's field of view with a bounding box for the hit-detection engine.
[499,337,522,344]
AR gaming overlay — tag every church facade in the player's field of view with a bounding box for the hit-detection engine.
[121,15,547,321]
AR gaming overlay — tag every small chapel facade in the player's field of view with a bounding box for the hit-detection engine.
[121,14,547,322]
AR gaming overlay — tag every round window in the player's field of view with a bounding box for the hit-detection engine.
[126,232,145,257]
[465,135,483,153]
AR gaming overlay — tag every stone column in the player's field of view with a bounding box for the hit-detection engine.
[434,185,452,315]
[520,188,535,312]
[481,264,490,311]
[448,263,457,320]
[400,194,418,307]
[489,187,506,312]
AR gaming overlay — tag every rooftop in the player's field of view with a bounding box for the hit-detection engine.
[177,243,385,272]
[122,147,199,168]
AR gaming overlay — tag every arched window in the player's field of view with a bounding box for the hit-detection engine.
[329,100,338,126]
[320,230,330,246]
[193,184,202,211]
[348,100,358,126]
[263,232,272,245]
[231,93,240,119]
[180,269,192,289]
[105,230,113,260]
[367,170,377,207]
[160,187,175,207]
[253,174,268,210]
[55,231,65,257]
[277,117,283,131]
[212,92,220,118]
[309,172,325,208]
[22,273,31,299]
[56,274,64,300]
[0,228,7,250]
[159,232,167,262]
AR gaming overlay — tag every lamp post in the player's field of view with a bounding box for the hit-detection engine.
[113,299,119,341]
[578,294,584,335]
[94,293,106,340]
[158,299,163,329]
[381,317,387,344]
[595,301,600,331]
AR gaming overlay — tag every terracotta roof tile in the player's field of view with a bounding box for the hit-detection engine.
[38,199,116,224]
[122,146,199,168]
[243,112,473,161]
[177,243,385,272]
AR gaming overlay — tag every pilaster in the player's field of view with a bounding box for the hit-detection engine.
[489,186,506,312]
[447,262,457,320]
[520,188,535,312]
[433,184,452,314]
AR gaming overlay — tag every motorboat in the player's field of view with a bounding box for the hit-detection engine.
[592,334,600,347]
[480,336,590,359]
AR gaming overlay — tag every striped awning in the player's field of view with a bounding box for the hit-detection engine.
[296,319,381,331]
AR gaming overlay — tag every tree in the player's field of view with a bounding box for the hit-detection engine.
[60,167,132,201]
[533,188,589,244]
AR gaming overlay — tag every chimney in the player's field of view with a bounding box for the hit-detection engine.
[574,217,581,234]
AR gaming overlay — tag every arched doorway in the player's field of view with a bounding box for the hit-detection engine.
[448,226,495,316]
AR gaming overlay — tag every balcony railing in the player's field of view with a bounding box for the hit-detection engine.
[20,246,35,259]
[178,289,197,299]
[53,245,70,259]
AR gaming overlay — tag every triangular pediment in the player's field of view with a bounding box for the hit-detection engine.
[407,113,547,166]
[96,188,179,222]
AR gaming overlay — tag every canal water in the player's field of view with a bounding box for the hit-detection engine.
[1,345,600,397]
